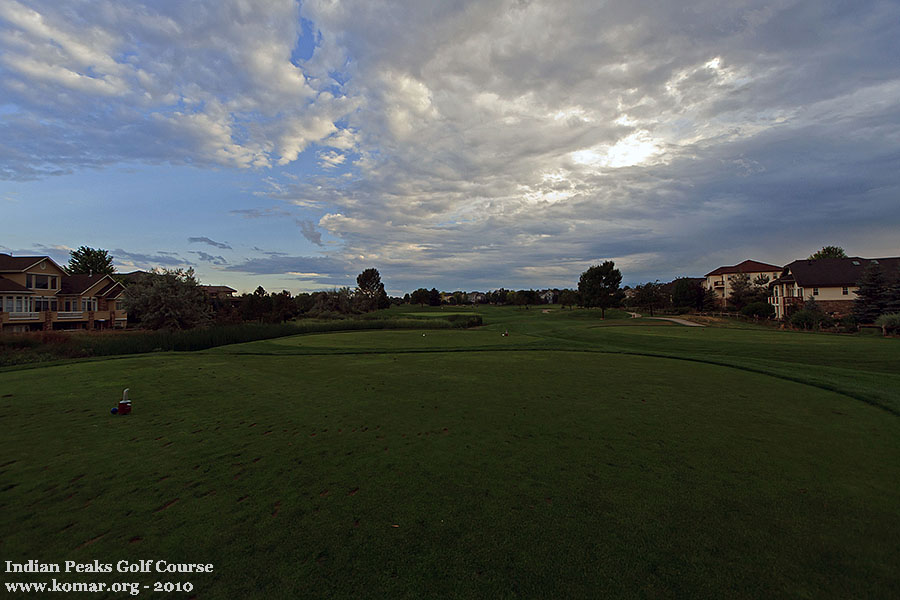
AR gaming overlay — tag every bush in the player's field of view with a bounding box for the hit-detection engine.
[741,302,775,319]
[875,313,900,335]
[790,309,833,331]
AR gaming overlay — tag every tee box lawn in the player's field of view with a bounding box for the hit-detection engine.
[1,306,898,598]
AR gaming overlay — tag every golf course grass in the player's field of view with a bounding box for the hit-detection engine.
[1,306,898,598]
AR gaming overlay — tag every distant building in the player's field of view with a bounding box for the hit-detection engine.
[199,285,237,300]
[0,253,126,333]
[704,260,782,308]
[769,257,900,319]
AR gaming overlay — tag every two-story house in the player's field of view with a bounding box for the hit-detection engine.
[769,257,900,319]
[0,253,127,333]
[704,260,782,308]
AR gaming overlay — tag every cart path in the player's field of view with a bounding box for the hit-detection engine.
[648,316,705,327]
[628,312,704,327]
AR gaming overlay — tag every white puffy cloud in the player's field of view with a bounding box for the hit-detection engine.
[0,0,357,176]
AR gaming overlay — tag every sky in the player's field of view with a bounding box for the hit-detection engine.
[1,0,898,295]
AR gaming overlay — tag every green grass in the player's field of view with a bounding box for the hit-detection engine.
[1,306,898,599]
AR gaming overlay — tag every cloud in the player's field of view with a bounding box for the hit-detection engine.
[273,0,900,287]
[296,219,323,246]
[230,207,291,219]
[189,250,228,266]
[188,236,232,250]
[224,254,349,286]
[5,1,900,289]
[111,248,189,270]
[0,0,358,179]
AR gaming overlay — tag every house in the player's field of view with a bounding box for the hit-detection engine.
[0,253,127,333]
[769,257,900,319]
[538,289,556,304]
[199,285,237,300]
[704,260,782,308]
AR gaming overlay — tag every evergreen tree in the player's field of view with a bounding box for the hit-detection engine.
[885,266,900,314]
[808,246,848,260]
[852,263,888,323]
[67,246,115,275]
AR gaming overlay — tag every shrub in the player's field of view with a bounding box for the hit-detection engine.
[790,309,833,330]
[875,313,900,336]
[741,302,775,319]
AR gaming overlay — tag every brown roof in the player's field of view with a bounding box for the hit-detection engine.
[98,280,126,298]
[0,254,54,272]
[0,276,33,293]
[60,274,115,295]
[779,257,900,288]
[200,285,237,293]
[705,260,782,277]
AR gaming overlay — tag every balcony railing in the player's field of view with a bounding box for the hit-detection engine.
[57,311,84,319]
[9,312,40,320]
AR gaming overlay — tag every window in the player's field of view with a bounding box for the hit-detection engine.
[813,288,819,296]
[3,296,11,312]
[51,276,58,289]
[15,297,22,312]
[29,274,50,289]
[842,287,848,295]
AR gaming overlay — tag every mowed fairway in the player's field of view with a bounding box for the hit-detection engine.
[2,308,899,598]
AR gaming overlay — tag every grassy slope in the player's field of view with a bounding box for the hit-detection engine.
[1,306,898,599]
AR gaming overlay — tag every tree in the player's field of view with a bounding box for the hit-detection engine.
[558,289,580,308]
[671,278,705,311]
[428,288,441,307]
[631,281,665,316]
[808,246,848,260]
[578,261,623,318]
[885,265,900,314]
[410,288,430,306]
[270,290,295,322]
[853,263,888,323]
[354,268,389,312]
[295,292,315,314]
[728,273,768,310]
[309,288,353,316]
[242,286,273,322]
[67,246,115,275]
[121,268,212,330]
[701,287,719,311]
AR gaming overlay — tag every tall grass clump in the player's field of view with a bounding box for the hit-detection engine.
[0,315,483,366]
